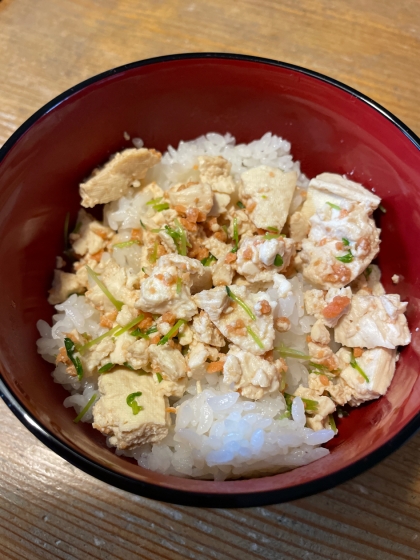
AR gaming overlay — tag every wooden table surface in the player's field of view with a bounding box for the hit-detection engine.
[1,1,420,558]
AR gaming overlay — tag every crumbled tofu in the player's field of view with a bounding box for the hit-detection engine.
[334,294,411,349]
[191,311,225,347]
[301,173,381,223]
[350,264,385,295]
[202,236,233,259]
[392,274,400,284]
[337,347,397,406]
[70,209,113,257]
[300,202,380,289]
[48,270,85,304]
[156,377,188,398]
[212,257,234,287]
[197,155,236,194]
[289,210,310,243]
[93,369,169,449]
[240,166,297,231]
[148,344,188,381]
[310,319,330,345]
[136,254,205,319]
[201,285,276,355]
[168,182,213,217]
[208,192,231,216]
[178,322,194,346]
[125,338,150,371]
[192,286,229,322]
[236,235,295,282]
[308,340,340,371]
[81,336,115,375]
[109,332,137,365]
[304,287,352,328]
[294,386,336,431]
[187,341,219,379]
[80,148,161,207]
[270,273,293,299]
[116,305,138,326]
[85,259,139,312]
[227,207,257,238]
[223,345,286,400]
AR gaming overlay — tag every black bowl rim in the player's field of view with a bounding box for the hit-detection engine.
[1,52,420,508]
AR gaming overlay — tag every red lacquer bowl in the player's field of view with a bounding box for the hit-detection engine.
[1,54,419,507]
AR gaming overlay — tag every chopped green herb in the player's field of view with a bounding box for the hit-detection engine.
[156,373,163,383]
[145,325,158,335]
[221,225,228,237]
[176,277,182,295]
[153,202,170,212]
[126,392,143,415]
[140,220,147,230]
[64,212,70,250]
[365,266,372,277]
[123,362,135,370]
[114,315,145,337]
[301,397,318,412]
[326,201,341,210]
[164,219,190,256]
[266,226,279,233]
[113,240,140,249]
[236,201,245,209]
[275,343,310,360]
[201,253,217,267]
[308,361,327,370]
[130,328,149,339]
[78,325,121,355]
[379,204,386,213]
[64,337,84,380]
[86,266,123,311]
[151,228,162,233]
[277,411,291,420]
[146,197,162,206]
[329,414,337,433]
[231,217,239,253]
[342,237,350,246]
[336,251,353,263]
[141,267,147,274]
[98,363,114,374]
[149,239,159,263]
[73,394,97,423]
[225,286,256,320]
[350,350,369,382]
[157,319,186,346]
[176,218,191,254]
[274,254,284,267]
[261,195,267,199]
[284,393,294,415]
[264,232,281,240]
[73,221,82,234]
[246,326,264,349]
[310,369,335,380]
[285,392,318,413]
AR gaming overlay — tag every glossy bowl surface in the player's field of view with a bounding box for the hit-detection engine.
[1,53,420,508]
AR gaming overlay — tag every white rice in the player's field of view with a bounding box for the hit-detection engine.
[37,132,334,480]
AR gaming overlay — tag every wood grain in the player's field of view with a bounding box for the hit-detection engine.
[1,0,420,558]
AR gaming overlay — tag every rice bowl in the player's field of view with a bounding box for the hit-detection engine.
[0,54,419,506]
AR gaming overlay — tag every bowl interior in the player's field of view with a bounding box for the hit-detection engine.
[1,55,420,505]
